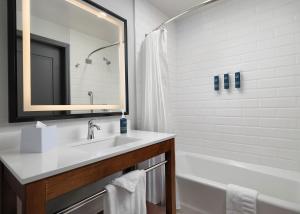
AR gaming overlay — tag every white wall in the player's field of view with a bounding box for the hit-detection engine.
[174,0,300,171]
[0,0,135,150]
[134,0,177,131]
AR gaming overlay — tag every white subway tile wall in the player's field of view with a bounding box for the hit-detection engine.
[135,0,300,171]
[174,0,300,171]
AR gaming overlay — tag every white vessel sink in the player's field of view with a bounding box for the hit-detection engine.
[71,136,140,153]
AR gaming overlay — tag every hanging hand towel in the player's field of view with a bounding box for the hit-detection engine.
[226,184,258,214]
[104,170,146,214]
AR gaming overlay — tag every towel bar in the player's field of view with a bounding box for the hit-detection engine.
[56,160,168,214]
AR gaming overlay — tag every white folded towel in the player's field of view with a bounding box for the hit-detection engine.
[226,184,258,214]
[104,170,146,214]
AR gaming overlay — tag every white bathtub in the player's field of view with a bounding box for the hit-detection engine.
[176,151,300,214]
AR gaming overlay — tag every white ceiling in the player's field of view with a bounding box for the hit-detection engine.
[147,0,207,17]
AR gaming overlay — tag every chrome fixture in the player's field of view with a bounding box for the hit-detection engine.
[85,41,121,64]
[146,0,221,37]
[85,58,93,64]
[56,160,168,214]
[87,119,101,140]
[88,91,94,105]
[88,91,94,113]
[103,57,111,65]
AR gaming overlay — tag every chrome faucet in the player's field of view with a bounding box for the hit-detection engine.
[87,119,101,140]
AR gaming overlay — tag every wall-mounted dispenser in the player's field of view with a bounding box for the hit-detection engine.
[214,76,219,91]
[224,74,229,89]
[235,72,241,88]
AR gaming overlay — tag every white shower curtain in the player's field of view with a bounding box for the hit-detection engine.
[140,28,169,204]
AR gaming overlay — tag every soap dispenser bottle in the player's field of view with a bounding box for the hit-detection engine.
[120,110,127,134]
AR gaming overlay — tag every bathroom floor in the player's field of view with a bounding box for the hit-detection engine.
[146,202,165,214]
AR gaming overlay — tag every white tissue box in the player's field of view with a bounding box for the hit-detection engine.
[21,126,57,153]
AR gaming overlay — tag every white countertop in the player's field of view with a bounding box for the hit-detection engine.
[0,130,175,185]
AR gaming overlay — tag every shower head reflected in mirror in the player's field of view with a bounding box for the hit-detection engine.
[85,58,93,64]
[85,41,121,65]
[103,57,111,65]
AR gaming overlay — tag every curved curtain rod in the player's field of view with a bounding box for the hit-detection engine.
[145,0,221,37]
[87,41,123,58]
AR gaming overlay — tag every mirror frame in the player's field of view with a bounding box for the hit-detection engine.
[7,0,129,122]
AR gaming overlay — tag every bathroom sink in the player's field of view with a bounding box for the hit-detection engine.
[71,136,140,153]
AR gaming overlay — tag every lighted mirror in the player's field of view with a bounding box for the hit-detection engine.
[8,0,128,122]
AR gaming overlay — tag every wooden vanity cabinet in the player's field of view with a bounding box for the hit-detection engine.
[1,139,176,214]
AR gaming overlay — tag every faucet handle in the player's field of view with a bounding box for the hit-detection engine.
[88,119,100,129]
[87,119,101,140]
[88,119,96,125]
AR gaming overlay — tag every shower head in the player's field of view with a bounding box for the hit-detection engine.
[88,91,93,96]
[103,57,111,65]
[85,58,92,64]
[85,42,120,66]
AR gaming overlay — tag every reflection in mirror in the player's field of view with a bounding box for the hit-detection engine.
[15,0,127,116]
